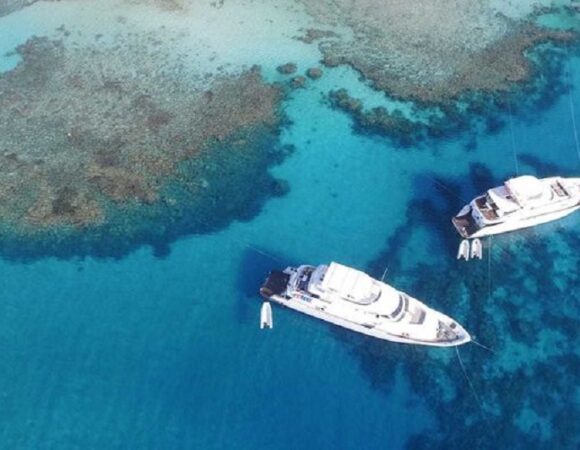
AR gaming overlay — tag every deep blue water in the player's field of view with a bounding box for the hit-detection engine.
[0,2,579,449]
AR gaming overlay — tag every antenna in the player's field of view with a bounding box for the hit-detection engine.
[380,265,389,281]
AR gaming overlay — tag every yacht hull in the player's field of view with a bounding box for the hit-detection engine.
[263,293,471,348]
[453,204,580,238]
[453,176,580,238]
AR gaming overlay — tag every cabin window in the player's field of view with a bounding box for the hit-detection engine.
[389,296,404,318]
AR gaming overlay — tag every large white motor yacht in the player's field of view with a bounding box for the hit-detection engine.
[453,175,580,238]
[259,262,470,347]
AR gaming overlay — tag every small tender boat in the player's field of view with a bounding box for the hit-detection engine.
[470,238,483,260]
[452,175,580,238]
[260,302,273,329]
[457,239,470,260]
[259,262,470,347]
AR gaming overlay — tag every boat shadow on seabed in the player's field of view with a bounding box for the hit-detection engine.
[236,245,294,323]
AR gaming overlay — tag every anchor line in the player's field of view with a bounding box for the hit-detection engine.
[420,174,468,203]
[230,237,285,264]
[455,347,485,415]
[565,45,580,165]
[568,94,580,164]
[487,236,493,304]
[247,245,285,264]
[507,102,520,176]
[471,339,495,354]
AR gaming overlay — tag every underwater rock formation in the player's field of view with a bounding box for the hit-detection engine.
[0,34,289,260]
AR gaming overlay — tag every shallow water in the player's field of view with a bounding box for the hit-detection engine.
[0,1,579,449]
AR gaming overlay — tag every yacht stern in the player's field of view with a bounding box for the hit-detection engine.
[259,270,290,300]
[452,205,480,238]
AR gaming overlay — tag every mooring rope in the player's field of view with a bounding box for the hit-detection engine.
[487,236,493,304]
[565,45,580,165]
[455,346,485,413]
[420,173,468,203]
[568,95,580,164]
[232,237,286,264]
[507,103,520,175]
[471,339,495,353]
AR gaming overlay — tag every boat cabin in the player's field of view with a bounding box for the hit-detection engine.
[473,176,556,224]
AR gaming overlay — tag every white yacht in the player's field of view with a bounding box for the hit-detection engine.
[453,175,580,238]
[259,262,470,347]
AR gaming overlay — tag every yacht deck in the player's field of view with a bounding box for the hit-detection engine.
[452,212,480,237]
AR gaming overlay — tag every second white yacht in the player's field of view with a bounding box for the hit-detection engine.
[452,175,580,238]
[259,262,470,347]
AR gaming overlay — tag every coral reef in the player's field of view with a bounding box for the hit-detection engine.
[290,75,306,89]
[328,39,577,147]
[0,34,289,259]
[299,0,575,102]
[0,0,37,17]
[0,0,189,17]
[305,67,322,79]
[276,63,297,74]
[299,3,579,149]
[294,28,338,44]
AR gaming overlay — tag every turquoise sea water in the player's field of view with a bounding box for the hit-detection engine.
[0,2,579,449]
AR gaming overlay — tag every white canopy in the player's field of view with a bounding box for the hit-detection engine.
[505,176,549,204]
[321,262,379,304]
